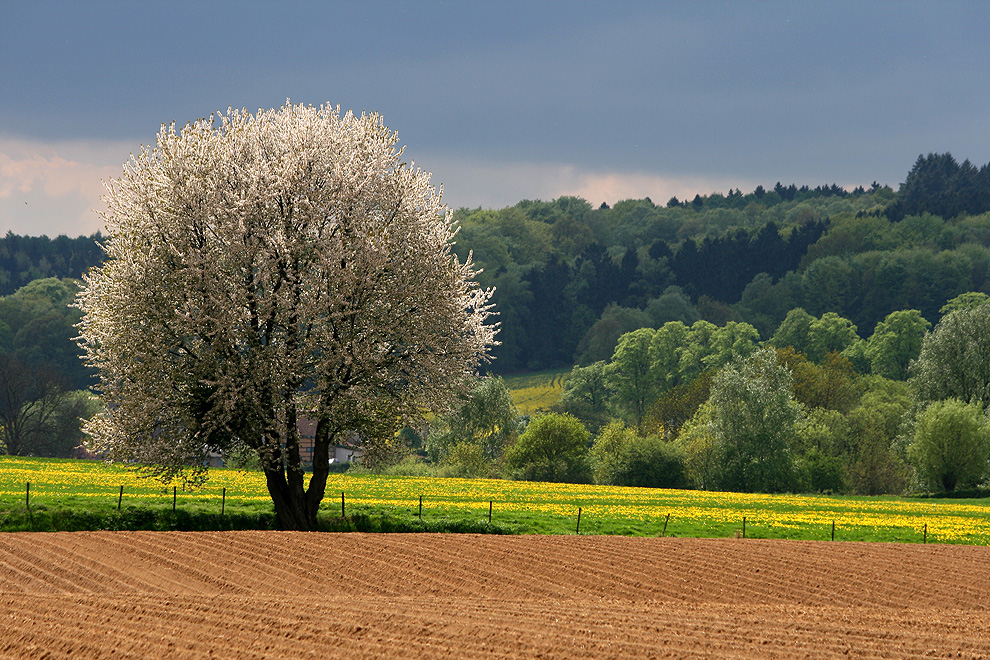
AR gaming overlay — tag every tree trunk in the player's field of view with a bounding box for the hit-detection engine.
[262,415,336,531]
[264,466,314,530]
[303,417,334,523]
[262,417,316,531]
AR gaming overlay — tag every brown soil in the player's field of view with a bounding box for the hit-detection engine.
[1,532,988,659]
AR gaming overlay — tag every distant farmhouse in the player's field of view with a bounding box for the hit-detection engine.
[206,418,363,468]
[296,417,364,466]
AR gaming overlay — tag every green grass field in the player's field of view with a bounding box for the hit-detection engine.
[2,456,989,544]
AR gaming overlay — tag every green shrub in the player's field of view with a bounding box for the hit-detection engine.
[503,412,592,483]
[442,441,494,478]
[795,448,847,494]
[609,436,689,489]
[590,421,637,484]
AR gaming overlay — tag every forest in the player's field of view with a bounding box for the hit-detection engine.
[2,151,990,496]
[449,152,990,372]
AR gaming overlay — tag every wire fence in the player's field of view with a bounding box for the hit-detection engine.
[6,479,970,544]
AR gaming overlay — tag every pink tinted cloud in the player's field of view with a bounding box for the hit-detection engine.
[0,138,122,235]
[0,141,116,199]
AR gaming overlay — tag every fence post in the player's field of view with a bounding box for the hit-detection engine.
[661,513,670,538]
[418,495,423,519]
[173,486,176,512]
[831,520,835,542]
[118,485,123,511]
[341,492,345,518]
[575,507,582,534]
[923,523,928,544]
[742,516,746,539]
[221,487,226,516]
[488,501,493,524]
[25,482,33,530]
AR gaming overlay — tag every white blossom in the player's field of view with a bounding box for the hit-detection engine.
[75,102,497,529]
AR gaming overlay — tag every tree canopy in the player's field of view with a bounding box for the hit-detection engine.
[909,302,990,408]
[425,376,521,464]
[0,277,96,458]
[708,347,801,493]
[908,398,990,492]
[7,148,990,498]
[7,151,990,379]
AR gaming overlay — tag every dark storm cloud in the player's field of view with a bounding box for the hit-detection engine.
[1,1,988,234]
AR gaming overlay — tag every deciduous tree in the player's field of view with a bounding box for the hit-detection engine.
[676,402,717,489]
[0,355,80,457]
[425,376,521,463]
[0,278,92,389]
[908,398,990,492]
[607,434,688,489]
[607,327,657,428]
[769,307,815,356]
[909,303,990,408]
[708,346,800,493]
[75,103,496,530]
[845,394,910,496]
[778,348,860,413]
[939,291,989,316]
[807,312,860,363]
[865,309,930,380]
[642,370,715,440]
[574,304,650,366]
[649,321,691,392]
[589,420,636,484]
[559,361,613,434]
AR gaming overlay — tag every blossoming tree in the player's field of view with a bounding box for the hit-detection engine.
[75,103,497,530]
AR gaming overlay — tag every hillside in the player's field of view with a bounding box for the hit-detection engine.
[452,153,990,371]
[4,152,990,476]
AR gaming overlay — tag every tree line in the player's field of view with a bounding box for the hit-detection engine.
[415,294,990,498]
[4,152,989,376]
[0,231,104,297]
[448,152,990,372]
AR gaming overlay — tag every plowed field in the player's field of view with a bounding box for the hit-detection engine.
[1,532,988,659]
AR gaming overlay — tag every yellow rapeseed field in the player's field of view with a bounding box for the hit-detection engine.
[503,370,567,415]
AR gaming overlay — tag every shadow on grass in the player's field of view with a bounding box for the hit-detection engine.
[0,505,516,534]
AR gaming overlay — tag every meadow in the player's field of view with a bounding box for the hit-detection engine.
[2,455,989,544]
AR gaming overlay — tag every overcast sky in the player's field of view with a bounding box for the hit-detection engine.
[2,1,988,237]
